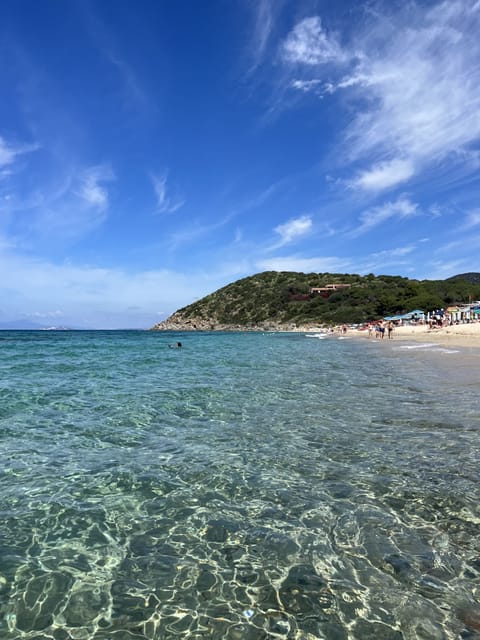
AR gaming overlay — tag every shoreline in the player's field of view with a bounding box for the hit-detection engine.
[152,319,480,349]
[342,323,480,349]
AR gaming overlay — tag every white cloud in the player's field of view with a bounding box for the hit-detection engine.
[83,6,151,112]
[283,2,480,193]
[0,138,17,168]
[461,209,480,230]
[0,136,38,171]
[282,16,346,66]
[370,245,415,259]
[0,248,218,328]
[353,197,418,235]
[243,181,282,210]
[0,143,110,243]
[150,171,184,214]
[358,244,417,274]
[428,204,443,218]
[247,0,279,72]
[257,255,350,272]
[290,79,324,93]
[28,310,65,319]
[271,215,312,248]
[344,20,480,163]
[162,211,233,250]
[435,232,480,256]
[427,259,471,280]
[350,159,415,192]
[77,165,114,209]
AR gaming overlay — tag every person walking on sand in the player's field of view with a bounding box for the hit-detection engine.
[378,320,385,339]
[387,321,394,339]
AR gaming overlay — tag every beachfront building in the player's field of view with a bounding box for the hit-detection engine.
[385,305,480,326]
[445,303,480,323]
[310,284,352,297]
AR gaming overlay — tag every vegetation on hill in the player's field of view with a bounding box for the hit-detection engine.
[447,272,480,284]
[153,271,480,329]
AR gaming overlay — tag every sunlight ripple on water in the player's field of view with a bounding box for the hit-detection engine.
[0,330,479,639]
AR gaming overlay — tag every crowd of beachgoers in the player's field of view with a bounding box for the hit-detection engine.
[326,316,480,349]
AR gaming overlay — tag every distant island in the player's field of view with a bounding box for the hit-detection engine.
[151,271,480,331]
[41,326,72,331]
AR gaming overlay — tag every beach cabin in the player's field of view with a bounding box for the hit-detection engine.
[447,304,480,323]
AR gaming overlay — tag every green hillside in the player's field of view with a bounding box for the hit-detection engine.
[152,271,480,330]
[446,272,480,284]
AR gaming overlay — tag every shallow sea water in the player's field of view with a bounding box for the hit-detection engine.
[0,330,479,640]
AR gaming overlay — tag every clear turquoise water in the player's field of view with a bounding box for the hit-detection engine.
[0,330,479,639]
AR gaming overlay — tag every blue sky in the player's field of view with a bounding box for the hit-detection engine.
[1,0,480,328]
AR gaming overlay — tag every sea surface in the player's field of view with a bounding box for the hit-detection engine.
[0,330,479,640]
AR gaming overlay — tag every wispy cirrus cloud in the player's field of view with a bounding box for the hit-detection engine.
[80,4,151,112]
[358,244,417,273]
[352,197,419,236]
[281,16,346,66]
[77,165,114,210]
[282,2,480,193]
[269,215,312,249]
[164,212,235,252]
[257,254,350,273]
[350,159,415,192]
[357,244,425,277]
[0,137,21,168]
[370,245,416,260]
[289,78,324,95]
[427,259,472,280]
[1,149,114,243]
[150,171,184,214]
[0,136,38,171]
[247,0,279,71]
[460,209,480,230]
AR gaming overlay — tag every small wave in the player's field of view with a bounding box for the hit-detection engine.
[395,343,437,350]
[395,343,460,354]
[430,347,460,354]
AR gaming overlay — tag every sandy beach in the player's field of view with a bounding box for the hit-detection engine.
[354,322,480,349]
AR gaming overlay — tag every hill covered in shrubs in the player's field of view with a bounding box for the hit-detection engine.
[151,271,480,330]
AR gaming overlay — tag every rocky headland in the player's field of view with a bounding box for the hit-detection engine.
[150,311,300,332]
